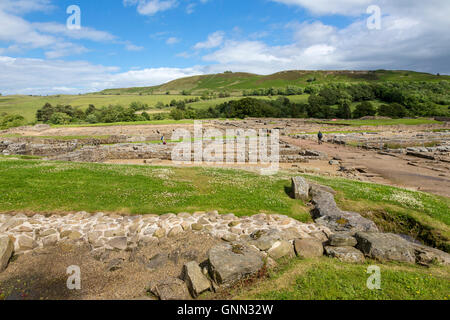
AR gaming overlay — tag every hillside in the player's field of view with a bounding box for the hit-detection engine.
[99,70,450,95]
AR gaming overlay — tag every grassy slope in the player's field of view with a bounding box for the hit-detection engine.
[2,69,448,123]
[103,70,450,94]
[230,257,450,300]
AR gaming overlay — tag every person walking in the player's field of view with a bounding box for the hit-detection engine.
[318,131,323,145]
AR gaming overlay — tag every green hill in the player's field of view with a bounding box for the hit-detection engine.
[99,70,450,95]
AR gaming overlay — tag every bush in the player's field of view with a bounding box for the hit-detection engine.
[0,113,26,129]
[85,114,98,124]
[170,109,184,120]
[353,101,376,118]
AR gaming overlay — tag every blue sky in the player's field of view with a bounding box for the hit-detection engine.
[0,0,449,95]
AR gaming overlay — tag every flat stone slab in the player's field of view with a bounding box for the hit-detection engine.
[0,235,14,272]
[310,186,379,233]
[182,261,211,298]
[292,176,309,200]
[355,232,416,263]
[148,277,191,300]
[208,243,264,285]
[329,232,357,247]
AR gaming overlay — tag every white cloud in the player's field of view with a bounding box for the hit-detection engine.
[0,55,205,95]
[0,0,54,15]
[166,37,180,45]
[0,3,141,58]
[124,0,178,16]
[194,31,225,50]
[271,0,371,15]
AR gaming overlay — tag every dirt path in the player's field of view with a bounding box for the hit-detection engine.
[283,137,450,198]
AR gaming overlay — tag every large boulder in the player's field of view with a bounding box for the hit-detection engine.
[248,229,282,251]
[355,232,416,263]
[329,232,357,247]
[324,246,365,263]
[294,238,324,258]
[0,235,14,272]
[208,243,264,285]
[292,177,309,201]
[148,277,191,300]
[267,240,295,260]
[182,261,211,298]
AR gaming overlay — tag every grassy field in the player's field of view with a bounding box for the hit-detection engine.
[230,257,450,300]
[0,93,309,123]
[51,119,197,128]
[0,94,199,122]
[313,118,442,126]
[0,159,309,220]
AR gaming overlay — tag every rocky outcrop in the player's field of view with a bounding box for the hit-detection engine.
[207,243,265,285]
[310,185,379,233]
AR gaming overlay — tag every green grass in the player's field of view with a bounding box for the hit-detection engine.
[305,175,450,251]
[0,158,448,249]
[232,257,450,300]
[51,119,196,128]
[0,94,199,122]
[118,70,449,94]
[0,159,309,219]
[289,130,380,136]
[314,118,442,126]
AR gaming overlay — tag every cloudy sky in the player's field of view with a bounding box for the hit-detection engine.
[0,0,449,95]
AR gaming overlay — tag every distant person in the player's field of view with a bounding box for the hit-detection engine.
[318,131,323,145]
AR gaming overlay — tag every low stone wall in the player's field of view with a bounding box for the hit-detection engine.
[0,211,328,256]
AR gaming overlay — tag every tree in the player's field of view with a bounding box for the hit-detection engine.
[336,99,352,119]
[86,104,96,115]
[378,103,408,118]
[49,112,71,125]
[141,112,150,120]
[170,109,184,120]
[36,103,55,122]
[85,114,98,124]
[353,101,376,118]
